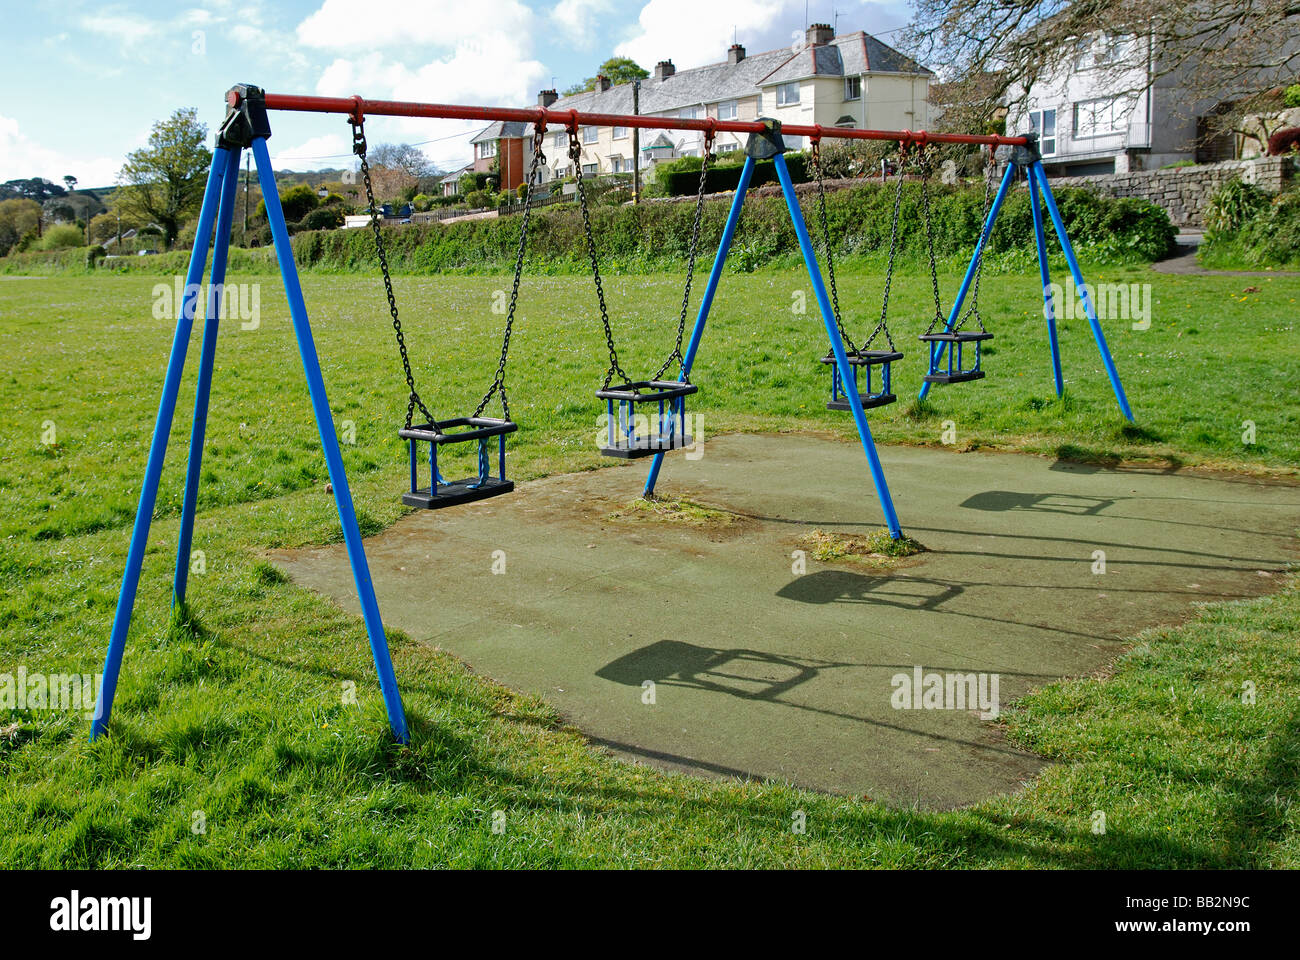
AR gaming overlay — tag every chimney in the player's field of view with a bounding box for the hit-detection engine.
[596,74,611,92]
[654,60,675,80]
[538,89,558,107]
[806,23,833,46]
[728,43,745,64]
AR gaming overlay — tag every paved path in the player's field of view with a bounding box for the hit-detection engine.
[272,435,1300,808]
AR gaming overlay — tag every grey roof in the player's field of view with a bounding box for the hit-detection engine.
[762,31,931,83]
[641,132,676,151]
[470,120,530,143]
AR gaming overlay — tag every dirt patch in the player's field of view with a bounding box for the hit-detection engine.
[796,528,928,571]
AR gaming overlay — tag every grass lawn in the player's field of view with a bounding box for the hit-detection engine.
[0,262,1297,867]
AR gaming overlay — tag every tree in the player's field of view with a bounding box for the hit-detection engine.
[0,178,67,202]
[113,108,213,249]
[63,175,78,193]
[563,56,650,95]
[906,1,1300,136]
[0,198,42,256]
[369,143,434,179]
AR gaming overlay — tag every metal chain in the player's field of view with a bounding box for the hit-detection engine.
[569,126,629,388]
[654,131,715,381]
[809,140,857,355]
[957,150,996,334]
[862,148,906,353]
[474,127,548,419]
[352,119,435,429]
[920,150,948,337]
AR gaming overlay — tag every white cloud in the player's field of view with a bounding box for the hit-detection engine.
[297,0,535,50]
[614,0,790,69]
[550,0,613,44]
[79,13,160,48]
[0,116,121,186]
[269,132,354,171]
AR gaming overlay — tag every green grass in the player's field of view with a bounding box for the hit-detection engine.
[0,264,1297,868]
[798,528,928,569]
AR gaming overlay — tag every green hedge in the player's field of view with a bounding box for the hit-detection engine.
[1200,182,1300,269]
[0,181,1178,276]
[659,155,810,196]
[287,180,1175,273]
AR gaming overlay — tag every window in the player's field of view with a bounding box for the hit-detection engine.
[1028,108,1056,156]
[717,99,738,120]
[717,141,739,153]
[679,105,702,119]
[476,139,497,159]
[613,126,629,139]
[844,77,861,101]
[582,125,598,144]
[582,162,598,177]
[777,82,800,106]
[553,131,566,149]
[611,156,624,173]
[1073,98,1123,138]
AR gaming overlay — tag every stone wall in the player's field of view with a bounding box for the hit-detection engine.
[1048,156,1295,228]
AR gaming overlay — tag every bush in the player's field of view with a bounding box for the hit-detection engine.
[1285,84,1300,109]
[39,225,86,250]
[658,153,809,196]
[464,189,492,209]
[300,206,344,231]
[1201,185,1300,268]
[1203,178,1271,233]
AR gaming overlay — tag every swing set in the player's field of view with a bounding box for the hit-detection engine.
[91,84,1135,745]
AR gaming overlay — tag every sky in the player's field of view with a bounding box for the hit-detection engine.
[0,0,913,187]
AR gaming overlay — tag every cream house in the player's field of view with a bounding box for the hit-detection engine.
[520,23,932,185]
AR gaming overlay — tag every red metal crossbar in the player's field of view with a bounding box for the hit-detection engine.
[246,91,1028,148]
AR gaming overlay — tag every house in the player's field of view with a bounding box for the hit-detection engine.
[440,164,474,197]
[462,23,932,185]
[469,121,530,191]
[1005,29,1295,174]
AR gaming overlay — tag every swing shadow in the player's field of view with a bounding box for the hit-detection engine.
[594,639,1047,760]
[957,489,1297,539]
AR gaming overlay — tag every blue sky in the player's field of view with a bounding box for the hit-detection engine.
[0,0,911,186]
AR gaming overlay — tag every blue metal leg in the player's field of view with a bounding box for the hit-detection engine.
[775,153,902,539]
[251,136,410,743]
[918,162,1018,401]
[1029,167,1064,396]
[643,155,756,496]
[174,146,242,606]
[1031,162,1134,422]
[91,148,229,740]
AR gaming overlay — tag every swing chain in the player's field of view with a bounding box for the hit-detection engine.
[862,145,907,353]
[957,149,996,334]
[654,128,715,381]
[474,126,548,420]
[920,149,948,337]
[809,139,856,355]
[352,118,434,429]
[569,125,629,389]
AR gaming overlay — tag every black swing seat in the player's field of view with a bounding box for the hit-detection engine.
[918,330,994,385]
[398,416,517,509]
[820,349,904,411]
[595,380,698,459]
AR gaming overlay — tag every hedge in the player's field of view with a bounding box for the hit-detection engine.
[659,155,810,197]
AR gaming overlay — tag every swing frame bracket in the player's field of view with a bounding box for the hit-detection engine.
[219,84,272,149]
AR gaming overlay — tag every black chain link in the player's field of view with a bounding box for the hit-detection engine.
[352,119,434,429]
[654,131,714,381]
[956,151,996,335]
[808,141,857,355]
[861,148,906,353]
[474,127,548,419]
[570,127,630,388]
[920,150,948,336]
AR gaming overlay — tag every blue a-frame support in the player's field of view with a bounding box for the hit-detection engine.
[92,91,410,743]
[916,145,1133,421]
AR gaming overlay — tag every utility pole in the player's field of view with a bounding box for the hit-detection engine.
[632,79,641,204]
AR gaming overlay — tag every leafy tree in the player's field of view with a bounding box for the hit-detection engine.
[1,178,67,202]
[0,198,42,255]
[369,143,433,178]
[563,56,649,95]
[62,175,78,193]
[113,108,212,249]
[38,224,85,250]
